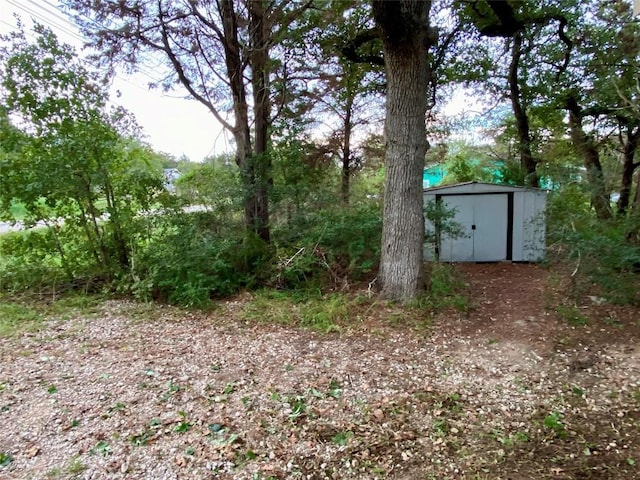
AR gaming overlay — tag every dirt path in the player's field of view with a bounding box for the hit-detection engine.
[452,263,554,341]
[453,262,640,346]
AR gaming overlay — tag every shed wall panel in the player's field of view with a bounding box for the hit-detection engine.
[423,183,546,262]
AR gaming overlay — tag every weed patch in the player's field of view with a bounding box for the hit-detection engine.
[555,304,589,326]
[241,291,353,332]
[0,300,43,336]
[421,263,469,313]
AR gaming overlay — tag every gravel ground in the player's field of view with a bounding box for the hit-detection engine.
[0,263,639,479]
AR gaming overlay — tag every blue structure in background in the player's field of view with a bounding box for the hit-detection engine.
[163,168,182,193]
[423,165,446,188]
[425,155,580,190]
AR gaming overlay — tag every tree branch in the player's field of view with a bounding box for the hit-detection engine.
[471,0,524,37]
[156,0,233,132]
[340,28,384,66]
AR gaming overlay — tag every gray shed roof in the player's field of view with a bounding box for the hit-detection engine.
[424,181,546,194]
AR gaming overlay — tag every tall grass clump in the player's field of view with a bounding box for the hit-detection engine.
[421,263,469,313]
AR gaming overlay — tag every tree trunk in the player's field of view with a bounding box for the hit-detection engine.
[634,170,640,210]
[102,171,129,268]
[372,0,434,302]
[508,31,539,188]
[617,125,640,215]
[219,0,252,226]
[341,95,354,205]
[248,0,272,242]
[565,95,613,220]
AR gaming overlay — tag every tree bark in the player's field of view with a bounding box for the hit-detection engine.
[508,31,539,188]
[248,0,271,242]
[341,94,354,204]
[372,0,434,302]
[633,170,640,210]
[220,0,271,242]
[617,124,640,215]
[565,95,613,220]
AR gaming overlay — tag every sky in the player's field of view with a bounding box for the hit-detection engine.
[0,0,228,162]
[0,0,487,163]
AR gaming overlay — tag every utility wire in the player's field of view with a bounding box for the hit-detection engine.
[5,0,165,92]
[7,0,85,42]
[3,0,225,159]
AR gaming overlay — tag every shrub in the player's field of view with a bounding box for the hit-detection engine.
[131,212,270,307]
[0,229,71,293]
[272,204,382,289]
[546,185,640,305]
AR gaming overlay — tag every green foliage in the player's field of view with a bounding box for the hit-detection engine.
[543,411,567,439]
[0,25,169,293]
[424,199,467,260]
[175,161,242,219]
[131,212,270,307]
[270,135,340,223]
[0,24,387,304]
[439,141,499,186]
[495,160,527,186]
[443,155,489,184]
[331,430,354,446]
[91,441,112,457]
[0,452,13,468]
[546,184,592,235]
[66,457,86,475]
[299,294,348,332]
[273,204,381,289]
[174,421,192,433]
[547,185,640,305]
[421,263,469,313]
[0,229,68,292]
[241,290,350,333]
[555,305,589,326]
[0,300,43,336]
[0,157,385,308]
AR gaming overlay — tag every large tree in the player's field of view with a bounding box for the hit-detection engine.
[565,0,640,216]
[63,0,310,243]
[456,0,574,188]
[372,0,437,301]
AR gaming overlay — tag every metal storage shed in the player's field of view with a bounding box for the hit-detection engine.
[423,182,547,262]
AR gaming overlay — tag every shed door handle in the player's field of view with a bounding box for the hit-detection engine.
[471,224,476,230]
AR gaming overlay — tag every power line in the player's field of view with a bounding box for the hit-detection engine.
[25,0,76,28]
[0,19,17,30]
[46,1,166,84]
[6,0,85,43]
[2,0,223,160]
[5,0,165,93]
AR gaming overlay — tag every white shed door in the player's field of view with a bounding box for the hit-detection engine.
[439,194,509,262]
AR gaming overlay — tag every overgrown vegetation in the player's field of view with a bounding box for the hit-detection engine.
[547,184,640,305]
[2,4,640,480]
[3,4,640,315]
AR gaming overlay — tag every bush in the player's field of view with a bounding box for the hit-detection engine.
[0,229,72,293]
[546,185,640,305]
[272,204,382,289]
[131,212,271,307]
[0,212,168,295]
[1,201,383,306]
